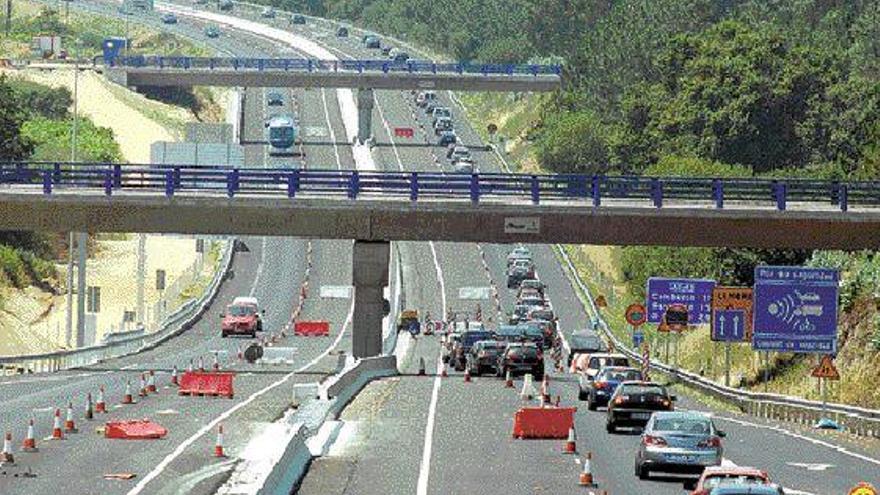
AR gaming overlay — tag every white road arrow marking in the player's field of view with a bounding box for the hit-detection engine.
[786,462,834,471]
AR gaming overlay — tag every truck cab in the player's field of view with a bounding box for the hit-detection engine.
[220,296,264,338]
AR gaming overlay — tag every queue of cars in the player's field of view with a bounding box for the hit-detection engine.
[412,90,478,172]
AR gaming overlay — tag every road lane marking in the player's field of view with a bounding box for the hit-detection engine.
[248,236,267,298]
[786,462,834,471]
[126,289,354,495]
[417,355,443,495]
[320,88,343,170]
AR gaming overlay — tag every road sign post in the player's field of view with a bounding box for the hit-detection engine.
[724,342,731,387]
[811,355,840,427]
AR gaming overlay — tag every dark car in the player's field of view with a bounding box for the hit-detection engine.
[507,260,535,288]
[606,381,675,432]
[495,324,525,343]
[518,323,545,349]
[336,26,349,37]
[508,304,531,325]
[266,91,284,106]
[161,13,178,24]
[364,35,381,49]
[521,320,552,348]
[497,342,544,380]
[568,332,608,368]
[451,330,495,371]
[290,13,306,24]
[381,45,393,55]
[583,366,644,406]
[466,340,506,376]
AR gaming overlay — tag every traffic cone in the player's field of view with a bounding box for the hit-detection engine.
[21,419,37,452]
[214,425,226,457]
[563,427,577,454]
[464,368,472,383]
[579,452,597,487]
[96,385,107,413]
[84,393,94,421]
[441,363,448,378]
[147,370,157,393]
[64,402,78,433]
[541,376,551,403]
[139,373,148,397]
[171,366,179,386]
[212,353,220,371]
[51,408,63,440]
[237,345,244,361]
[505,370,514,388]
[418,357,426,376]
[198,356,205,372]
[122,380,134,404]
[1,432,13,464]
[187,358,194,373]
[520,373,536,401]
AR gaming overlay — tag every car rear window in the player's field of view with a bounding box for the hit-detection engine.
[620,384,665,395]
[463,332,493,346]
[508,346,538,358]
[653,417,711,434]
[704,475,766,489]
[602,370,642,382]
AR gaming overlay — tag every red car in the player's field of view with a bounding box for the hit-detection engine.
[691,466,782,495]
[220,297,263,338]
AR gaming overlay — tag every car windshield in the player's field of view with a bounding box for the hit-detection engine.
[653,417,712,434]
[228,305,255,316]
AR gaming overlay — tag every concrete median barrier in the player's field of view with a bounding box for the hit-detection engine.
[512,406,577,439]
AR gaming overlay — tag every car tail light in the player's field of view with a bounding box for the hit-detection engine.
[613,395,629,405]
[642,435,667,447]
[698,436,722,448]
[660,399,671,408]
[478,351,486,358]
[593,381,609,390]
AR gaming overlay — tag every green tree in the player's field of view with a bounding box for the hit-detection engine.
[0,77,35,160]
[21,116,122,163]
[534,111,609,174]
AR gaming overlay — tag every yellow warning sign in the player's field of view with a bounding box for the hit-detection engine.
[712,287,753,341]
[811,355,840,380]
[595,295,608,308]
[849,482,877,495]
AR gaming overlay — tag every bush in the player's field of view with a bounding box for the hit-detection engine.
[21,116,122,162]
[0,245,29,289]
[7,80,72,120]
[535,110,609,174]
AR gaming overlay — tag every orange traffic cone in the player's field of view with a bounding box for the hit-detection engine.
[139,373,148,397]
[563,427,577,454]
[579,452,597,487]
[505,370,514,388]
[464,368,472,383]
[84,393,94,421]
[440,363,448,378]
[171,366,179,386]
[214,425,226,457]
[418,357,426,376]
[147,370,157,393]
[64,402,78,433]
[22,419,37,452]
[96,385,107,413]
[1,432,13,464]
[51,408,64,440]
[122,380,135,404]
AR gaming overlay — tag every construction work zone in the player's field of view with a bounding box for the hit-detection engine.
[512,407,577,439]
[294,321,330,337]
[104,420,168,439]
[177,371,235,398]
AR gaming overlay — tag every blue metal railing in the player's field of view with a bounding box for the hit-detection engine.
[105,56,563,76]
[0,162,877,211]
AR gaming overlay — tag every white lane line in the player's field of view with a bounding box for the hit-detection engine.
[127,287,354,495]
[248,236,267,298]
[320,88,343,170]
[417,355,443,495]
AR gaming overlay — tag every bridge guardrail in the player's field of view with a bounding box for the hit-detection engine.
[554,245,880,437]
[1,161,877,210]
[0,239,235,374]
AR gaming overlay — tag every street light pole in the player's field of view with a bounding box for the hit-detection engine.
[65,62,80,348]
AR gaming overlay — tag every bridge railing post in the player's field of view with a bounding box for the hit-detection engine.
[173,166,182,189]
[410,172,419,202]
[651,178,663,208]
[288,169,300,198]
[42,170,52,195]
[165,170,174,197]
[104,169,113,196]
[113,164,122,189]
[840,184,848,212]
[830,180,840,206]
[773,181,787,211]
[530,175,540,205]
[591,175,601,207]
[227,169,239,198]
[53,162,61,183]
[348,171,360,199]
[713,179,724,208]
[470,174,480,203]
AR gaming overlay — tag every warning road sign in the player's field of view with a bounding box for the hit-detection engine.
[811,355,840,380]
[595,295,608,308]
[625,303,647,327]
[711,287,753,341]
[849,482,877,495]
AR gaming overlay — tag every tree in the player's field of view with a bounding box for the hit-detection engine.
[534,111,609,174]
[0,77,35,161]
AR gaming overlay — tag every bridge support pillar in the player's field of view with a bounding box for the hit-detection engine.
[352,240,389,358]
[357,88,375,144]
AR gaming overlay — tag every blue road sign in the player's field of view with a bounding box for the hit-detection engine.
[713,309,746,342]
[408,320,421,336]
[632,330,645,348]
[646,278,716,325]
[753,266,839,353]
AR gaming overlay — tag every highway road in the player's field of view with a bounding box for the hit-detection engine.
[3,2,880,494]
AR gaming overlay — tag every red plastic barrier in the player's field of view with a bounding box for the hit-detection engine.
[177,371,235,398]
[105,420,168,439]
[512,407,577,439]
[394,127,414,138]
[294,321,330,337]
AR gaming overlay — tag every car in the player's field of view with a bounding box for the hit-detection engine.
[220,296,264,338]
[507,246,532,267]
[466,340,506,376]
[425,99,441,115]
[441,332,461,363]
[567,332,608,369]
[453,158,475,174]
[518,295,545,310]
[291,13,307,24]
[580,352,630,382]
[634,411,725,480]
[497,342,544,380]
[391,51,410,63]
[707,485,784,495]
[447,145,470,161]
[517,287,543,302]
[692,466,781,495]
[451,330,495,371]
[217,0,233,11]
[336,26,349,37]
[364,35,381,49]
[266,91,284,106]
[431,107,452,124]
[495,324,525,343]
[583,366,643,404]
[434,117,454,135]
[606,380,675,431]
[518,279,545,298]
[261,6,275,18]
[518,322,546,348]
[204,25,221,38]
[507,259,536,288]
[521,320,552,348]
[438,130,457,146]
[508,304,531,325]
[161,13,178,24]
[416,91,438,107]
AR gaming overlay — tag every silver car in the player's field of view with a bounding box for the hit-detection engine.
[635,411,724,479]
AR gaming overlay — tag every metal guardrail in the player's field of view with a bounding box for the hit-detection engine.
[104,55,562,76]
[554,245,880,438]
[0,239,235,374]
[1,162,878,210]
